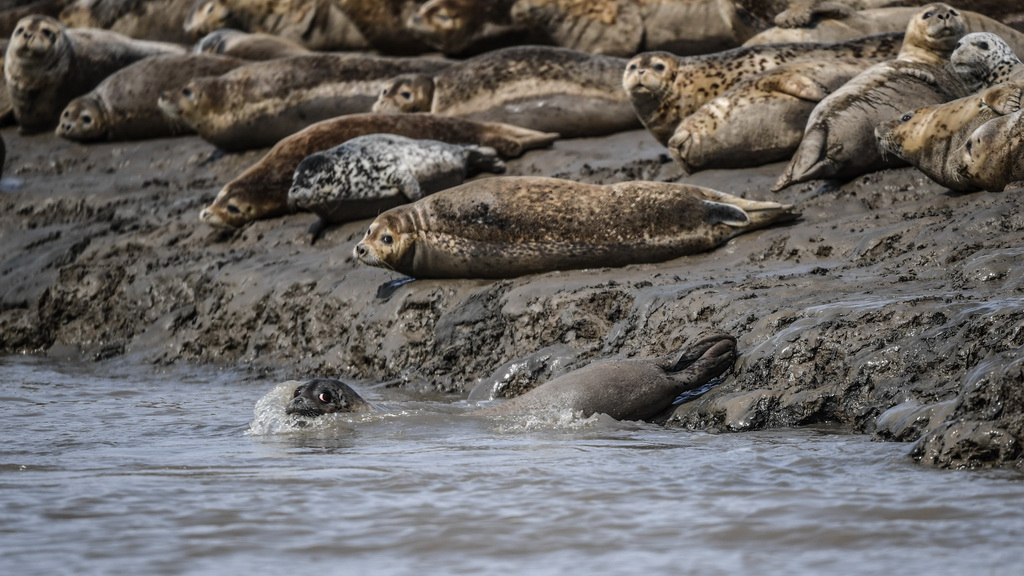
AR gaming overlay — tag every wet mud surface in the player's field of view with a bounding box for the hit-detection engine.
[1,125,1021,470]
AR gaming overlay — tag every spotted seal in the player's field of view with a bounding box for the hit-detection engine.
[352,176,800,279]
[191,28,310,60]
[59,0,195,43]
[157,54,450,151]
[56,53,244,142]
[288,133,506,241]
[3,14,185,133]
[183,0,370,51]
[668,57,877,174]
[623,32,903,146]
[954,108,1024,192]
[286,333,738,423]
[200,113,558,229]
[951,31,1024,93]
[773,3,970,191]
[372,46,638,138]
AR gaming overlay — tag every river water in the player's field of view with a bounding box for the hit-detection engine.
[2,354,1022,576]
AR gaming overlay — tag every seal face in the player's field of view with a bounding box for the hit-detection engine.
[372,45,638,138]
[955,109,1024,192]
[951,32,1024,93]
[287,133,505,239]
[352,176,800,279]
[286,378,375,417]
[773,3,970,191]
[199,113,557,230]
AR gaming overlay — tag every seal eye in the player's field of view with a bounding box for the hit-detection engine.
[293,387,303,398]
[900,113,913,122]
[82,114,92,125]
[653,63,666,73]
[42,29,54,39]
[182,87,194,99]
[965,140,973,152]
[978,41,989,50]
[922,11,932,19]
[318,391,333,404]
[226,203,241,214]
[627,63,637,72]
[14,26,22,35]
[381,234,394,245]
[399,91,412,100]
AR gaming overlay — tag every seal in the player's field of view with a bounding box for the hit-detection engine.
[405,0,527,56]
[56,53,245,142]
[951,32,1024,93]
[773,3,970,191]
[191,28,311,60]
[288,134,506,241]
[352,176,800,279]
[372,45,639,138]
[668,57,877,174]
[183,0,371,51]
[623,32,903,146]
[954,108,1024,192]
[285,333,737,423]
[200,113,558,229]
[873,81,1024,192]
[3,14,185,133]
[59,0,195,44]
[157,53,450,151]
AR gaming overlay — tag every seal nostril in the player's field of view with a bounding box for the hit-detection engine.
[356,245,366,256]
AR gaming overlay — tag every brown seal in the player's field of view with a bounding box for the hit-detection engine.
[157,53,450,151]
[668,57,877,174]
[183,0,371,51]
[623,32,903,146]
[59,0,195,44]
[372,46,639,138]
[773,2,970,191]
[285,334,737,423]
[201,113,558,229]
[954,108,1024,192]
[3,14,185,133]
[353,176,800,279]
[56,53,245,142]
[191,28,310,60]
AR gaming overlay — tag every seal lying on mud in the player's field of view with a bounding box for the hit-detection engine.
[288,134,506,241]
[200,113,558,229]
[773,2,970,191]
[183,0,370,51]
[286,333,737,423]
[954,109,1024,192]
[4,14,185,133]
[56,53,245,142]
[371,45,638,138]
[623,32,902,146]
[353,176,800,279]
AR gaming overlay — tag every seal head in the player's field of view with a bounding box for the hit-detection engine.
[286,378,376,417]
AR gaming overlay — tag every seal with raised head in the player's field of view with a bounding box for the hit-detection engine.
[951,31,1024,93]
[183,0,371,51]
[623,32,903,146]
[191,28,310,60]
[157,53,450,151]
[372,45,638,138]
[954,108,1024,192]
[668,57,877,174]
[773,2,970,191]
[200,113,558,229]
[56,53,245,142]
[286,333,738,423]
[352,176,800,279]
[3,14,185,133]
[288,133,506,241]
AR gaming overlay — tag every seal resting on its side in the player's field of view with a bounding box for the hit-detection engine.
[353,176,800,279]
[3,14,185,133]
[288,133,506,241]
[954,108,1024,192]
[773,2,971,191]
[371,45,638,138]
[191,28,310,60]
[286,333,737,423]
[200,113,558,229]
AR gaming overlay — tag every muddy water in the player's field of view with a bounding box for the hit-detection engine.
[2,354,1022,576]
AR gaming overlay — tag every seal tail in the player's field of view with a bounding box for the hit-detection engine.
[700,189,802,229]
[466,146,507,175]
[479,122,560,157]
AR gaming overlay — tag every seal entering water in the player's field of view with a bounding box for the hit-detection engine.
[353,176,800,279]
[285,334,737,423]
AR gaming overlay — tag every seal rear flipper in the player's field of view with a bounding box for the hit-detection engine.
[773,128,830,191]
[700,190,801,228]
[466,145,506,175]
[479,122,559,157]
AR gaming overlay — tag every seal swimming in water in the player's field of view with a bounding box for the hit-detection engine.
[353,176,800,279]
[56,53,245,142]
[773,2,971,191]
[371,45,638,138]
[199,113,558,229]
[668,57,877,174]
[288,133,506,241]
[285,333,737,423]
[4,14,185,133]
[623,32,903,146]
[157,53,450,151]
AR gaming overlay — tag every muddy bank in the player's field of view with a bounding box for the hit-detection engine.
[1,125,1021,470]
